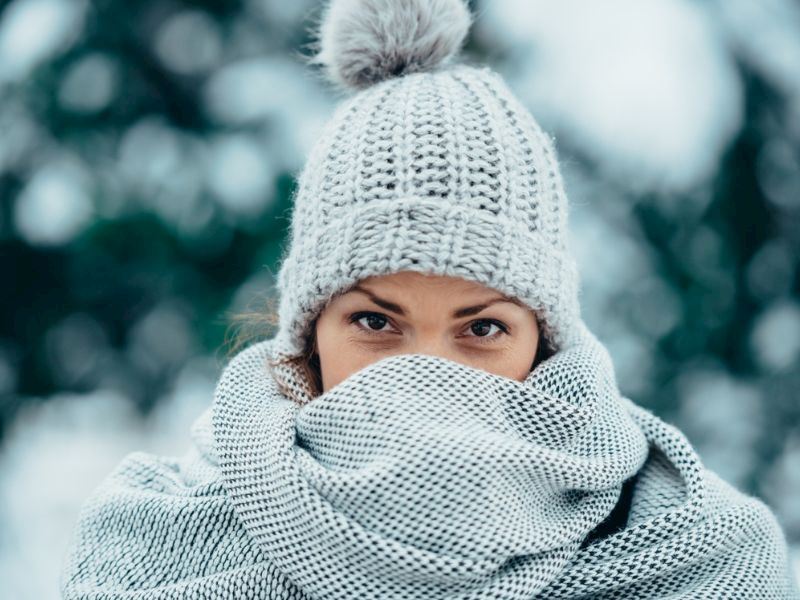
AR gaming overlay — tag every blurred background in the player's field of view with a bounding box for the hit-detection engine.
[1,0,799,596]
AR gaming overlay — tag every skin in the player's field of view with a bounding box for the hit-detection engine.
[314,270,541,393]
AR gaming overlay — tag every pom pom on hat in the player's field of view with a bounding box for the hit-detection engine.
[307,0,473,92]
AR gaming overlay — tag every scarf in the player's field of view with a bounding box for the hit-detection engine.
[60,324,799,599]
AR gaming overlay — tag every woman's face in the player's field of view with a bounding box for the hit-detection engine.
[314,271,541,393]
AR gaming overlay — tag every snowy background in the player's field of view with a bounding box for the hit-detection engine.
[1,0,799,597]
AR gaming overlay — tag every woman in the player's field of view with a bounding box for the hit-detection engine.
[61,0,798,598]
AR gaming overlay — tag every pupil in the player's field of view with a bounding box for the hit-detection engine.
[367,314,386,330]
[472,321,491,336]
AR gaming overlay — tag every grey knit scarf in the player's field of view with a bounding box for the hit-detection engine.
[61,325,799,598]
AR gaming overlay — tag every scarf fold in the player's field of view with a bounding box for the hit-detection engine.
[60,325,800,599]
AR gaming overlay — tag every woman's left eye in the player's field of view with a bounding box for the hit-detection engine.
[464,319,508,341]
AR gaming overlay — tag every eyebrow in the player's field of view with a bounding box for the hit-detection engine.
[349,285,523,319]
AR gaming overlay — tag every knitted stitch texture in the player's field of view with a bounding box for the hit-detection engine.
[60,323,799,598]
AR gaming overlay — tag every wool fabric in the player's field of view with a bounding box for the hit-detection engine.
[60,322,799,598]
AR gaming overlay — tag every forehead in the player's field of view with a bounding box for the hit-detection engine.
[340,277,527,315]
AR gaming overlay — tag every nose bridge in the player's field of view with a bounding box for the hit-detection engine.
[407,327,457,362]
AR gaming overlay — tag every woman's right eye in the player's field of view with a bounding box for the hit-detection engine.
[349,312,392,333]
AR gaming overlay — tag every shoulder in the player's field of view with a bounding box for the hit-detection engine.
[701,466,794,559]
[59,408,280,599]
[598,399,799,596]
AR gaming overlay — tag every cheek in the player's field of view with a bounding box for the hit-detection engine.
[510,348,537,381]
[315,314,375,393]
[318,353,377,394]
[486,324,540,381]
[469,347,536,383]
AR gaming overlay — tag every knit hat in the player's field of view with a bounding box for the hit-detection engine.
[268,0,584,400]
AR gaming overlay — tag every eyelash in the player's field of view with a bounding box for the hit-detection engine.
[348,311,509,344]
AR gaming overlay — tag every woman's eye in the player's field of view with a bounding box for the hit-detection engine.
[351,312,392,333]
[465,319,508,341]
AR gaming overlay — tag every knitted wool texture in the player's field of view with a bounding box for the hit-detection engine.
[60,324,799,598]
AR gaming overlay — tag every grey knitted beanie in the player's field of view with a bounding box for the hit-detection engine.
[268,0,584,400]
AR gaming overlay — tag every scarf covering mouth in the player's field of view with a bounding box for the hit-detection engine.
[60,325,799,599]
